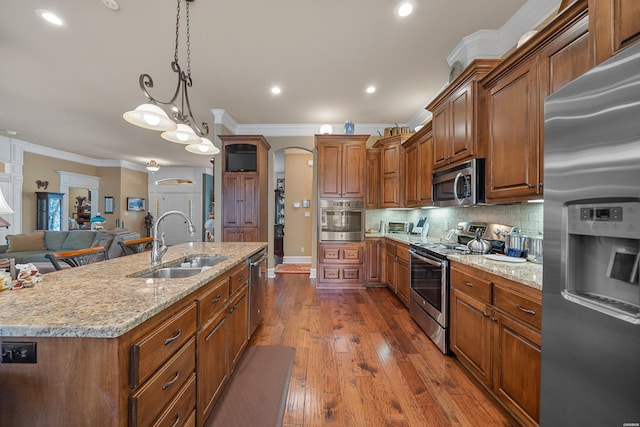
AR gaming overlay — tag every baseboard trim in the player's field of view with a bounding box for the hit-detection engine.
[282,256,312,264]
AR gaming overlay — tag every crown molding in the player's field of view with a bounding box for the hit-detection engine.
[235,123,400,137]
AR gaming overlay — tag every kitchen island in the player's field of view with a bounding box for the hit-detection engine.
[0,241,266,427]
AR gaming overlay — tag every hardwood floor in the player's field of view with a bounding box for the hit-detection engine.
[250,274,519,427]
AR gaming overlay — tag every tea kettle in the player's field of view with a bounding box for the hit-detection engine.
[467,229,491,254]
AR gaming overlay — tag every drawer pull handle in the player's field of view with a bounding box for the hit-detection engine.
[162,371,180,390]
[463,281,474,287]
[211,294,222,304]
[206,318,225,341]
[482,312,490,318]
[164,329,182,345]
[171,412,181,427]
[516,305,536,316]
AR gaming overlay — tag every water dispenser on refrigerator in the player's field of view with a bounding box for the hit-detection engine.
[562,200,640,324]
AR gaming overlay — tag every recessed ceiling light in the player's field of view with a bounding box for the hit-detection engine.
[271,86,282,95]
[366,86,376,94]
[35,9,67,27]
[101,0,120,11]
[397,2,414,17]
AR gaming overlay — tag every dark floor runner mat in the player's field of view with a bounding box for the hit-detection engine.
[205,345,295,427]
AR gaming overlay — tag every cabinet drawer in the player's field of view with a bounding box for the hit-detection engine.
[151,372,196,427]
[230,263,248,296]
[197,277,229,326]
[385,241,397,256]
[396,243,410,263]
[451,268,492,304]
[320,266,340,280]
[493,285,542,330]
[343,248,361,260]
[318,243,364,264]
[131,303,197,387]
[321,248,340,260]
[130,338,196,427]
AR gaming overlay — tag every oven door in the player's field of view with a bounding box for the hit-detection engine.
[319,208,364,241]
[409,249,448,327]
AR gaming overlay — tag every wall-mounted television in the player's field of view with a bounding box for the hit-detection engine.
[226,144,257,172]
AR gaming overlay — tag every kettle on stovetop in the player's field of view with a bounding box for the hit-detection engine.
[467,229,491,254]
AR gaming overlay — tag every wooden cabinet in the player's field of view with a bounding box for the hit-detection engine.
[364,237,384,286]
[317,242,364,288]
[220,135,270,242]
[426,60,498,170]
[383,239,410,307]
[373,134,412,208]
[316,134,368,199]
[403,138,418,207]
[227,285,249,373]
[590,0,640,64]
[365,148,381,208]
[481,1,592,202]
[450,262,542,427]
[36,191,64,231]
[403,121,434,208]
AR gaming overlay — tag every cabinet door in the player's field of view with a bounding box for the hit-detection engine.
[365,149,380,208]
[450,288,492,387]
[365,238,384,285]
[380,142,401,207]
[450,83,474,164]
[485,58,540,201]
[222,174,242,227]
[385,252,397,293]
[197,313,227,424]
[432,103,450,169]
[317,142,342,198]
[418,130,433,204]
[341,142,365,198]
[404,142,418,207]
[591,0,640,64]
[227,287,248,373]
[491,310,541,426]
[396,259,410,307]
[239,175,258,228]
[222,228,243,242]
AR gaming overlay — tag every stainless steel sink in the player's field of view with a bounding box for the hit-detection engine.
[133,267,204,279]
[166,255,230,268]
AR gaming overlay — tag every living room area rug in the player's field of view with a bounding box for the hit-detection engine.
[274,263,311,274]
[205,345,295,427]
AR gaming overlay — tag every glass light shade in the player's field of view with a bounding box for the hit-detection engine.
[161,123,202,144]
[185,138,220,155]
[123,103,177,132]
[146,160,160,172]
[0,187,14,214]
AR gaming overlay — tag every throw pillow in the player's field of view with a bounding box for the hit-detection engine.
[61,230,97,250]
[6,232,47,252]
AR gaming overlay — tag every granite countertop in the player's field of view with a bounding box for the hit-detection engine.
[367,232,542,291]
[0,242,266,339]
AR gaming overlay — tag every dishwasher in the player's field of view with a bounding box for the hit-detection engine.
[248,249,267,337]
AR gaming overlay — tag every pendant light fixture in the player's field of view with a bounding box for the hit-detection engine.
[185,137,220,155]
[123,0,208,143]
[146,160,160,172]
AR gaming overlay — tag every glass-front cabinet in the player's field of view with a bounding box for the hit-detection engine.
[36,192,65,231]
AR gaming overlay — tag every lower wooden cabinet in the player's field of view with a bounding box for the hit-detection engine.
[227,286,249,373]
[317,242,364,288]
[450,261,541,427]
[365,237,384,286]
[223,227,258,242]
[383,239,410,307]
[197,312,227,425]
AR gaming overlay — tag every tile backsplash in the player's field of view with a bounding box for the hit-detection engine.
[366,203,543,238]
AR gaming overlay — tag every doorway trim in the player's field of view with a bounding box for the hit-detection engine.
[58,171,100,231]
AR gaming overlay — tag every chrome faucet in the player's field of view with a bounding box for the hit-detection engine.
[151,210,196,265]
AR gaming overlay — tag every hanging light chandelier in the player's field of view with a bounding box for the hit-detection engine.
[146,160,160,172]
[123,0,209,145]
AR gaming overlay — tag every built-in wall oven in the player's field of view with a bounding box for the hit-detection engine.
[409,245,449,354]
[319,199,364,241]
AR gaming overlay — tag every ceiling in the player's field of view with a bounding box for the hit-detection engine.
[1,0,551,170]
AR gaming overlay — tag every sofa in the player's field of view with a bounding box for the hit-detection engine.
[0,229,141,266]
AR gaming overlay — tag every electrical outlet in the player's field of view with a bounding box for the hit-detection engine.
[300,246,304,253]
[1,342,37,363]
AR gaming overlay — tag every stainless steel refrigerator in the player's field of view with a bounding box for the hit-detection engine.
[541,42,640,425]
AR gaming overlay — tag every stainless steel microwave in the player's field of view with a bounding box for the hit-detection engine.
[319,199,364,241]
[432,159,485,207]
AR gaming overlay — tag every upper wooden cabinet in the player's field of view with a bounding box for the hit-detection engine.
[220,135,270,242]
[590,0,640,64]
[365,148,381,209]
[404,121,434,208]
[481,0,592,202]
[316,134,368,199]
[426,59,499,171]
[373,134,412,208]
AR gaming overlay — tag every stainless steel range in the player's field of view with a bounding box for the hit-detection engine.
[409,222,513,354]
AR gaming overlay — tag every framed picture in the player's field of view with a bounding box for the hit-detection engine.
[104,196,114,214]
[126,197,146,211]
